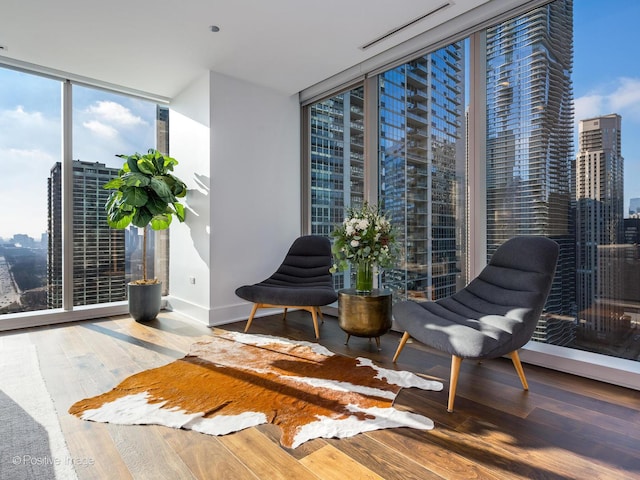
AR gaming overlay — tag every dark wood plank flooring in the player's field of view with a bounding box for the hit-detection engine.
[2,310,639,479]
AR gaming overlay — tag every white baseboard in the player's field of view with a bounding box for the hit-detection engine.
[519,341,640,391]
[166,297,285,327]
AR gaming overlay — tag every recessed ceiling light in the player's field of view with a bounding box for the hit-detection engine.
[209,25,220,33]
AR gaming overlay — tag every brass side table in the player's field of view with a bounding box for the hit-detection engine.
[338,288,392,350]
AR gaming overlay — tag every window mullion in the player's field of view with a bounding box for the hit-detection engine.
[467,31,487,281]
[61,80,74,311]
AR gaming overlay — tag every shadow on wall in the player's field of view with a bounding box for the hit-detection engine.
[184,173,210,266]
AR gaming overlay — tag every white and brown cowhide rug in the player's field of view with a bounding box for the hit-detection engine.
[69,331,442,448]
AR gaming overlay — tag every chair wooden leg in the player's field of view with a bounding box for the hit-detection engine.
[392,332,411,363]
[310,307,320,340]
[509,350,529,390]
[282,307,288,321]
[244,303,260,332]
[448,355,463,413]
[317,307,324,324]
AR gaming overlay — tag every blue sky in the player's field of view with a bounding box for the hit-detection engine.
[0,0,638,240]
[0,72,156,239]
[574,0,640,211]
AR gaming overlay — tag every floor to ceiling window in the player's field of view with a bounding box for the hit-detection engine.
[69,86,168,306]
[0,69,61,315]
[308,86,365,290]
[487,0,639,364]
[379,44,468,302]
[0,65,169,321]
[303,0,639,384]
[485,0,576,346]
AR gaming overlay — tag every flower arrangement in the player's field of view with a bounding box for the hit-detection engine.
[329,203,398,292]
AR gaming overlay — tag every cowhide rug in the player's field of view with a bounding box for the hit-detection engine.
[69,331,442,448]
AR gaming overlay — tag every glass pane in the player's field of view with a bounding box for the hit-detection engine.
[486,0,639,363]
[66,86,167,306]
[379,42,468,301]
[573,0,639,362]
[309,86,365,290]
[0,67,61,314]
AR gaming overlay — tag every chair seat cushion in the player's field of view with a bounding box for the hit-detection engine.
[235,283,338,306]
[393,299,524,359]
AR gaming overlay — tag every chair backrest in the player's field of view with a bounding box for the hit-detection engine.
[265,235,334,287]
[449,236,559,345]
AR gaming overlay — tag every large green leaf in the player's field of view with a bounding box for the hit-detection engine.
[150,213,172,230]
[132,207,153,228]
[163,156,178,172]
[126,155,140,173]
[145,191,167,215]
[153,156,164,174]
[167,175,187,197]
[103,177,124,190]
[137,156,156,175]
[106,209,132,229]
[122,171,150,187]
[173,202,186,222]
[105,191,122,213]
[150,177,175,203]
[121,186,149,207]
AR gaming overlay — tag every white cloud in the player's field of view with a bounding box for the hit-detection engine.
[86,101,147,127]
[574,94,604,124]
[575,77,640,123]
[608,77,640,113]
[83,120,118,139]
[0,105,46,126]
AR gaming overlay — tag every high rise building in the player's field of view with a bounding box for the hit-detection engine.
[575,114,625,342]
[379,45,466,301]
[47,160,126,307]
[309,86,365,289]
[486,0,575,341]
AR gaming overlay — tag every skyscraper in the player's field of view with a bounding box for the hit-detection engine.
[47,160,126,307]
[575,114,625,342]
[379,44,466,301]
[309,86,365,289]
[486,0,575,338]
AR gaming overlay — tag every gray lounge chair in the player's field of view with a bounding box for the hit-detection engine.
[392,236,559,412]
[235,235,338,339]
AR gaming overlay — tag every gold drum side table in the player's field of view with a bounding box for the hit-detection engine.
[338,288,392,350]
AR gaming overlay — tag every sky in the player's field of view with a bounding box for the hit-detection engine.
[0,74,156,240]
[573,0,640,214]
[0,0,639,240]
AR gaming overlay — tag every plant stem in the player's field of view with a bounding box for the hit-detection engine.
[142,225,147,281]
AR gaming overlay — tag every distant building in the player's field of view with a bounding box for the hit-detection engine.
[47,160,126,308]
[575,114,625,343]
[629,197,640,216]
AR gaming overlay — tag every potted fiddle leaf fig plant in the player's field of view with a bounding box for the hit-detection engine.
[103,148,187,321]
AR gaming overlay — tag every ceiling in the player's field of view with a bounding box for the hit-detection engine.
[0,0,493,100]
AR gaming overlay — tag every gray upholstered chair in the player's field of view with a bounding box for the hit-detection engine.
[392,236,559,412]
[235,235,338,339]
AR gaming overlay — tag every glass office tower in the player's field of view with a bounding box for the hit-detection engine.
[309,87,365,289]
[379,44,467,301]
[486,0,575,345]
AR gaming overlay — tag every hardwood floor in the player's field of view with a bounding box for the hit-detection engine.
[2,310,639,479]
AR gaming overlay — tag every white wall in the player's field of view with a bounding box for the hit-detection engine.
[166,72,212,321]
[168,71,301,326]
